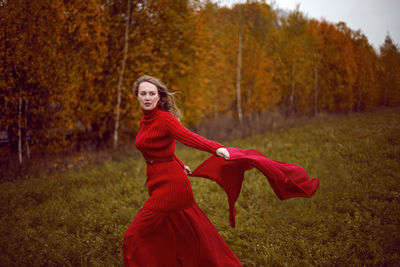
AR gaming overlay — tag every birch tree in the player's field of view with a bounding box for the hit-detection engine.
[113,0,131,148]
[236,16,243,126]
[18,90,22,165]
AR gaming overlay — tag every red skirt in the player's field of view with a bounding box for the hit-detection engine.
[123,204,242,267]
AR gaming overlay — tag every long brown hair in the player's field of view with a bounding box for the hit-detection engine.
[134,75,182,119]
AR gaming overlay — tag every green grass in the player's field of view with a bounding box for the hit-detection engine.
[1,107,400,266]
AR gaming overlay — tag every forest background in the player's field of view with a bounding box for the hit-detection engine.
[1,0,400,178]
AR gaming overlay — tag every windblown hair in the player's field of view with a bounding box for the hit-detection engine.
[134,75,182,119]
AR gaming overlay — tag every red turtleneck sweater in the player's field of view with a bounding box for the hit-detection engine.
[135,107,224,211]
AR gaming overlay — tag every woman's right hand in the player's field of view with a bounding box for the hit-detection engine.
[184,165,192,175]
[216,147,230,160]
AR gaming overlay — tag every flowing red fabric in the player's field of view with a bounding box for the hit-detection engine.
[123,205,242,267]
[190,147,319,228]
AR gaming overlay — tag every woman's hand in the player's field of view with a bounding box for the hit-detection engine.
[184,165,192,175]
[216,147,230,160]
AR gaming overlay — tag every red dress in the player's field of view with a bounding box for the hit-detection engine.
[123,106,242,266]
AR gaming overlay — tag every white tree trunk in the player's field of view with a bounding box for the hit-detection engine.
[247,82,252,111]
[113,0,131,148]
[236,12,243,126]
[383,88,387,106]
[313,54,319,116]
[25,98,30,159]
[357,84,364,112]
[289,63,295,115]
[18,95,22,165]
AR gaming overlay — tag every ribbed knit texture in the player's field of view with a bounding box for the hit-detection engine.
[135,106,224,211]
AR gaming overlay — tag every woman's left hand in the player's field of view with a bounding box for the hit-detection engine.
[216,147,230,160]
[184,165,192,175]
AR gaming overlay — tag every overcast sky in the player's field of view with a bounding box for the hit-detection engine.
[214,0,400,51]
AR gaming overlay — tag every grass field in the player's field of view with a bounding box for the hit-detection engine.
[1,107,399,266]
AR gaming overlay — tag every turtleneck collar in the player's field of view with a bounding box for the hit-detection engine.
[142,103,159,120]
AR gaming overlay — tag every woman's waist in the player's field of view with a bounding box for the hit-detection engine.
[144,156,175,165]
[144,182,195,211]
[141,148,176,164]
[147,174,192,194]
[146,160,185,179]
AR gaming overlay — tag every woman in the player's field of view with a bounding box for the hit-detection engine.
[123,75,242,266]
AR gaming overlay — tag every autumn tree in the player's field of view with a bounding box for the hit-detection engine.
[351,31,380,111]
[274,8,315,115]
[203,4,239,119]
[203,2,281,125]
[113,0,131,148]
[1,0,393,165]
[307,19,325,115]
[312,21,358,112]
[379,34,400,106]
[238,2,279,115]
[0,0,77,157]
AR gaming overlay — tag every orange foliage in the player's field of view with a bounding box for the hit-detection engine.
[1,0,396,156]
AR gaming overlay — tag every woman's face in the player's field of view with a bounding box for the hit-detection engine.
[137,82,160,110]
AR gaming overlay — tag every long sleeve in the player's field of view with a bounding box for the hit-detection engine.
[162,111,224,154]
